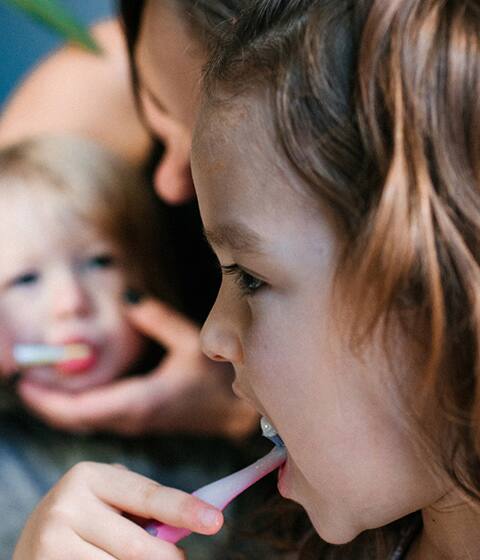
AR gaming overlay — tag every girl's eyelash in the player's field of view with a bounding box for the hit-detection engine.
[221,264,265,296]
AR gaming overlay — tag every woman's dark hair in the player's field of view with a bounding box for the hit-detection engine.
[204,0,480,556]
[118,0,242,60]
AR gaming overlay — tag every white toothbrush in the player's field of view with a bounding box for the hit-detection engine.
[12,343,91,366]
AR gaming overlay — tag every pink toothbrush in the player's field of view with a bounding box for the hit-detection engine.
[146,416,286,543]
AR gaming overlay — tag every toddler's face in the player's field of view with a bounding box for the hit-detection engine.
[0,188,144,392]
[193,97,446,544]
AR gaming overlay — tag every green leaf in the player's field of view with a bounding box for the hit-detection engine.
[2,0,101,53]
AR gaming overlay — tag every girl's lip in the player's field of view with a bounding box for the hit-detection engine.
[55,340,98,375]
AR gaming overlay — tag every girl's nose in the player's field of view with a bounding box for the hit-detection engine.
[51,272,91,320]
[200,295,243,364]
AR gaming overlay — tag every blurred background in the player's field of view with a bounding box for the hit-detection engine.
[0,0,114,107]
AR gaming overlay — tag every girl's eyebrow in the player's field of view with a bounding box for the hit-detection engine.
[203,223,265,255]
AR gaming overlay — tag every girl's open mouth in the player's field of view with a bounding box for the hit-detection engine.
[55,341,98,375]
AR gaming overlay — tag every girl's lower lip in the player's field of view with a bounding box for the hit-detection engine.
[277,458,290,497]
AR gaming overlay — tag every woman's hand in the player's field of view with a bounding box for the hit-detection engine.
[0,329,18,380]
[16,298,258,439]
[13,462,223,560]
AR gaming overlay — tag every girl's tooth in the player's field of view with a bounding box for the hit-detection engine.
[260,415,278,438]
[261,416,285,447]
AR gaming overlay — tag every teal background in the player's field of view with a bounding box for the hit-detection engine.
[0,0,115,107]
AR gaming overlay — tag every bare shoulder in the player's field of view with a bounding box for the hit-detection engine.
[0,19,151,165]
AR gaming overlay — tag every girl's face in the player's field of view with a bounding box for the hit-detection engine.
[0,187,144,392]
[192,98,445,544]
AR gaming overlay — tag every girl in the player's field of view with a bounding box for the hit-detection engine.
[195,0,480,557]
[17,0,480,558]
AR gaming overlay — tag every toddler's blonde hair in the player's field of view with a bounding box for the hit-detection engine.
[0,134,174,301]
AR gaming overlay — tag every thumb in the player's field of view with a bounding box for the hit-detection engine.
[125,297,200,351]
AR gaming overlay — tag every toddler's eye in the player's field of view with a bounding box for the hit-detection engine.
[221,264,265,296]
[85,254,116,270]
[9,271,39,288]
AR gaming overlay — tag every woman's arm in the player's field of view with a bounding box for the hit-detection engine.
[0,19,152,166]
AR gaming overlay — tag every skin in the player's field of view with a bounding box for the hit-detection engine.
[13,462,223,560]
[0,20,151,166]
[0,186,144,392]
[134,0,201,203]
[1,2,257,439]
[192,95,480,556]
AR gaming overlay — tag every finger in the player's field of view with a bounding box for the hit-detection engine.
[16,376,157,433]
[79,504,186,560]
[125,298,199,351]
[66,532,117,560]
[18,527,116,560]
[0,330,18,377]
[16,381,97,432]
[84,463,223,536]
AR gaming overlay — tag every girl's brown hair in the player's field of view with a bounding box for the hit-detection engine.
[204,0,480,556]
[0,134,175,301]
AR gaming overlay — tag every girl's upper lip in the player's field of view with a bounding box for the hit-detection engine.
[232,380,269,417]
[231,380,246,401]
[232,380,256,407]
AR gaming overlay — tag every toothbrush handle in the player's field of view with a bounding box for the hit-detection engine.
[145,446,286,543]
[146,524,191,543]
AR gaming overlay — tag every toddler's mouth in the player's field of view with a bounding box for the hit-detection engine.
[55,341,98,375]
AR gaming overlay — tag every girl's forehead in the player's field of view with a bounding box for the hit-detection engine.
[194,92,273,169]
[194,93,315,208]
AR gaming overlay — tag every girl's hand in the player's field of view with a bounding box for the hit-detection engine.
[15,298,258,439]
[13,462,223,560]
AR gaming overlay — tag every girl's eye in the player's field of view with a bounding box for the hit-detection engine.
[221,264,265,296]
[9,271,39,288]
[85,254,116,270]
